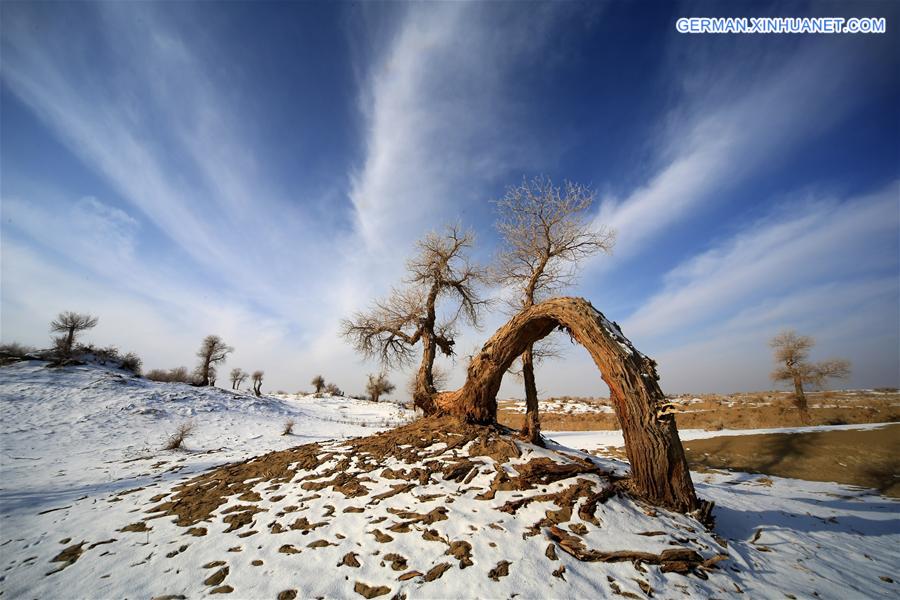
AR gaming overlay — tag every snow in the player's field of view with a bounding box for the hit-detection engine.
[1,361,897,599]
[549,422,897,453]
[499,397,614,415]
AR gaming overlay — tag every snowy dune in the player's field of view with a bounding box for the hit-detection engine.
[0,361,897,599]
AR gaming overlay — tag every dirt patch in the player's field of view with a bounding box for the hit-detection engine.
[353,581,391,598]
[499,390,900,432]
[46,541,86,575]
[488,560,511,581]
[684,424,900,497]
[146,442,324,526]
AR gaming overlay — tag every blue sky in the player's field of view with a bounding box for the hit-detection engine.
[1,1,898,397]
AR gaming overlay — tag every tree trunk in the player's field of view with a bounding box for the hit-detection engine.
[64,327,76,355]
[414,331,438,415]
[520,345,542,445]
[792,375,809,424]
[199,358,211,387]
[434,297,699,513]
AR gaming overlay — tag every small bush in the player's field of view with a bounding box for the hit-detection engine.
[120,352,142,376]
[0,342,37,357]
[282,419,295,436]
[147,366,193,383]
[164,421,195,450]
[0,342,37,365]
[324,383,343,397]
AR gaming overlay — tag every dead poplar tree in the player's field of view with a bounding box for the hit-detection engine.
[434,296,699,512]
[229,368,249,390]
[311,375,326,396]
[366,373,395,403]
[493,177,615,444]
[194,335,233,387]
[50,311,99,356]
[342,225,489,414]
[251,370,264,397]
[770,330,851,423]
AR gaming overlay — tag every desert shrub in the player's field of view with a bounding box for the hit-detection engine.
[324,383,343,397]
[0,342,37,357]
[282,418,295,436]
[120,352,143,376]
[0,342,38,365]
[146,369,167,381]
[164,421,195,450]
[146,366,193,383]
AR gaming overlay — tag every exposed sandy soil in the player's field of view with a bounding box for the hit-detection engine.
[681,424,900,498]
[498,390,900,432]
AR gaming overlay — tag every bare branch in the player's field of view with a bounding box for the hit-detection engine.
[770,329,851,389]
[340,287,424,368]
[493,176,615,308]
[341,225,489,413]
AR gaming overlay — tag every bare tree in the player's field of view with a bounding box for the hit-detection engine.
[493,177,615,443]
[50,311,99,356]
[195,335,234,387]
[366,373,396,403]
[251,370,264,397]
[208,366,218,387]
[311,375,326,396]
[770,330,851,423]
[342,225,489,414]
[229,368,246,390]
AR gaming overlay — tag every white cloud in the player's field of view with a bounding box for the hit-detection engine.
[593,40,869,266]
[0,3,327,322]
[347,3,581,255]
[652,276,899,393]
[624,184,899,341]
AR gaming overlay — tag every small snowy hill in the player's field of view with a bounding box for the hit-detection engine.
[0,361,412,517]
[1,361,898,599]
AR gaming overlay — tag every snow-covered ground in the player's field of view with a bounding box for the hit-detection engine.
[550,422,897,453]
[499,397,614,414]
[0,361,412,520]
[1,361,897,599]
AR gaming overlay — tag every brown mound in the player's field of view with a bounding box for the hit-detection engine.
[143,416,545,527]
[147,442,324,526]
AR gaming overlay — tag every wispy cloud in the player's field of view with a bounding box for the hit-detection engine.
[624,183,899,341]
[593,39,870,266]
[621,183,899,391]
[347,2,588,255]
[1,3,328,321]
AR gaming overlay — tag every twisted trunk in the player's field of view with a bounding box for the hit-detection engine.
[434,297,699,512]
[414,331,438,414]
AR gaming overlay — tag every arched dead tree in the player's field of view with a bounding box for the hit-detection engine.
[434,296,699,513]
[493,176,615,444]
[342,225,489,414]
